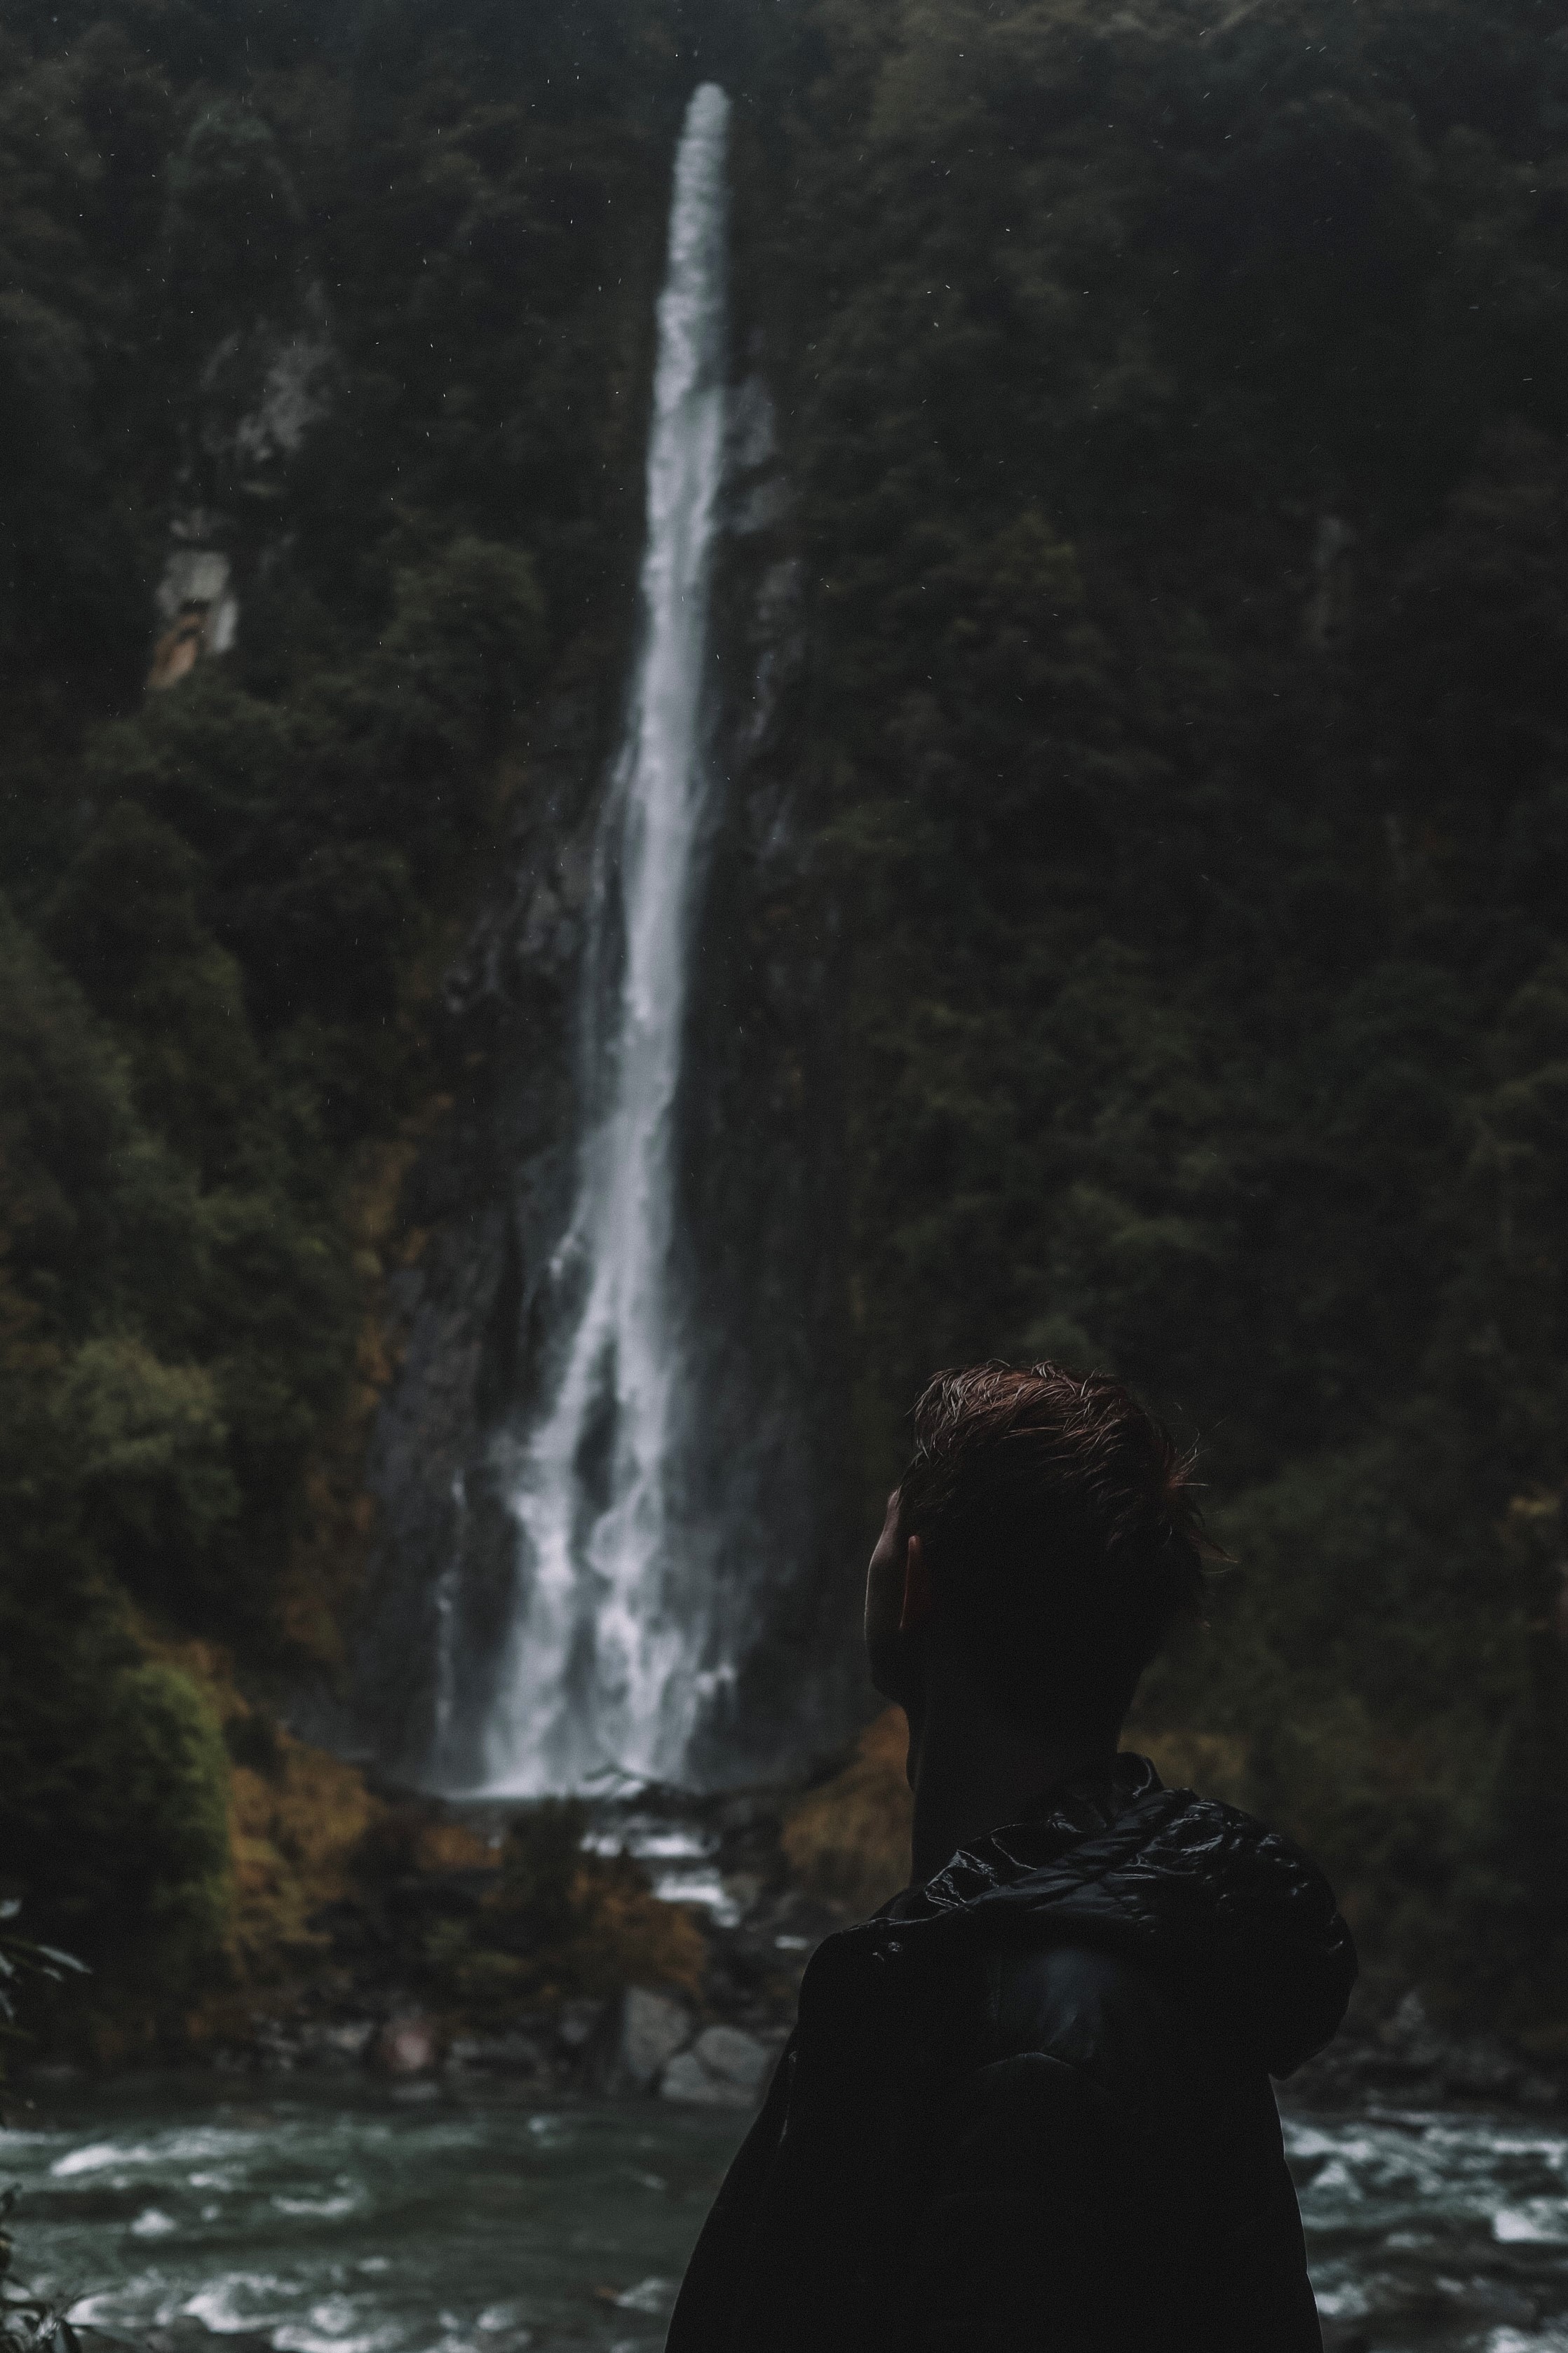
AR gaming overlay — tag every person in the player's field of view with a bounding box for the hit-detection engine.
[666,1360,1356,2352]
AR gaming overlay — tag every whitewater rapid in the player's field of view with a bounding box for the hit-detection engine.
[478,83,731,1794]
[13,2080,1568,2353]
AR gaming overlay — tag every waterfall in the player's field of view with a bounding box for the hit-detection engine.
[478,83,731,1795]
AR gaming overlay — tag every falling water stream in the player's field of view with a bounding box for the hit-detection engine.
[479,84,731,1796]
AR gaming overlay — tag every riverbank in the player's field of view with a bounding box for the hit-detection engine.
[1293,1990,1568,2119]
[72,1774,845,2106]
[23,1708,907,2092]
[29,1708,1568,2134]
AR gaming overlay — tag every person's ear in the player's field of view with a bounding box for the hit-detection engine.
[900,1532,935,1633]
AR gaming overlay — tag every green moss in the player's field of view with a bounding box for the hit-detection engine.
[422,1804,707,2015]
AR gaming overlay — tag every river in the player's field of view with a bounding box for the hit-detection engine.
[6,2077,1568,2350]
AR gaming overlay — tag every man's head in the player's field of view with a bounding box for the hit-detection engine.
[864,1360,1209,1743]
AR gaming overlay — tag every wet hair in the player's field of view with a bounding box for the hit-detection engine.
[897,1361,1212,1732]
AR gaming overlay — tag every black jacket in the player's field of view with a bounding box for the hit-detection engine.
[667,1755,1356,2353]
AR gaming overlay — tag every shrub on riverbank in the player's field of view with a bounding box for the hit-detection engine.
[781,1709,912,1920]
[421,1803,705,2016]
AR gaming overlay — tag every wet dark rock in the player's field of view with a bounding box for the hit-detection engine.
[661,2024,775,2108]
[660,2049,749,2108]
[556,1998,605,2054]
[369,2015,442,2077]
[1290,1989,1568,2112]
[296,2021,374,2069]
[695,2023,776,2086]
[252,2018,303,2072]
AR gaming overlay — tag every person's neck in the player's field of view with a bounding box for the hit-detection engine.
[905,1650,1118,1885]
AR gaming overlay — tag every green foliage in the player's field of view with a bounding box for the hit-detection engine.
[759,0,1568,2023]
[64,1337,239,1563]
[0,1147,234,1996]
[0,19,168,713]
[0,0,690,2023]
[421,1802,705,2015]
[0,1906,90,2094]
[45,800,263,1168]
[163,102,307,334]
[0,1526,232,2007]
[1,2178,89,2353]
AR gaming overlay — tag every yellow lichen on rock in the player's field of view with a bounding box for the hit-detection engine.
[781,1708,913,1920]
[567,1861,707,1998]
[422,1805,708,2018]
[408,1816,496,1874]
[227,1734,384,1981]
[139,1636,384,1993]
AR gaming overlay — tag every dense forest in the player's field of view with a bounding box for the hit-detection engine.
[1,0,1567,2058]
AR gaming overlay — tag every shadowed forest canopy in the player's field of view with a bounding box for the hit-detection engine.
[0,0,1566,2048]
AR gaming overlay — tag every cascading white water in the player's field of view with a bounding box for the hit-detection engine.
[478,83,731,1795]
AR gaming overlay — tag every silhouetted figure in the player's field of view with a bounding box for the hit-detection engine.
[668,1361,1355,2352]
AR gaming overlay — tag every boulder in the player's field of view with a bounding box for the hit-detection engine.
[370,2014,442,2075]
[297,2021,374,2068]
[556,1997,604,2054]
[660,2025,771,2108]
[588,1985,693,2094]
[252,2018,302,2071]
[693,2025,772,2092]
[661,2050,750,2107]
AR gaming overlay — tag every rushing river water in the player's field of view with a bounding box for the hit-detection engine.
[6,2079,1568,2352]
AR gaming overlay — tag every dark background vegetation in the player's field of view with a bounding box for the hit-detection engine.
[1,0,1566,2051]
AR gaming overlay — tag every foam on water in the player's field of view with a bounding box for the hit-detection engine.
[8,2081,744,2353]
[13,2081,1568,2350]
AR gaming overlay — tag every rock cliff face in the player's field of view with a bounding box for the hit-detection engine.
[353,316,858,1791]
[353,647,619,1781]
[674,359,860,1786]
[149,105,336,689]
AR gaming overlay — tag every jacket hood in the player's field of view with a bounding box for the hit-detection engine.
[862,1753,1357,2077]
